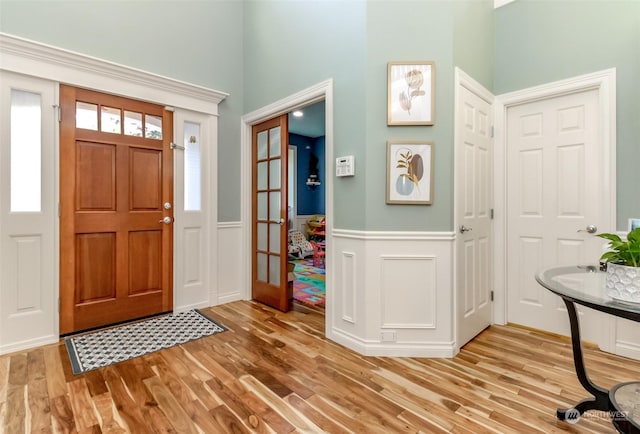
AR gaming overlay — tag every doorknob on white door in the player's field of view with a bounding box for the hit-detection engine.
[459,225,473,233]
[577,225,597,234]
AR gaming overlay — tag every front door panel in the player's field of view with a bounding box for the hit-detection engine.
[59,85,173,334]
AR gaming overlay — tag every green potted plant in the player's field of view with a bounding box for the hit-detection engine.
[597,227,640,303]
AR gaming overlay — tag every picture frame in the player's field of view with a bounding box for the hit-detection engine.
[387,61,435,126]
[629,218,640,231]
[386,141,434,205]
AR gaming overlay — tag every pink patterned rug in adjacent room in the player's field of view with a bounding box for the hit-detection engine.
[291,258,325,306]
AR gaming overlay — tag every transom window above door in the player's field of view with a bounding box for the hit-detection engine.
[75,101,163,139]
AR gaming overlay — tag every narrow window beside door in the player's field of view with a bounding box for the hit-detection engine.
[10,89,41,212]
[183,121,201,211]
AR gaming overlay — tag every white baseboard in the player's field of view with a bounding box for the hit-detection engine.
[329,327,457,358]
[0,335,58,356]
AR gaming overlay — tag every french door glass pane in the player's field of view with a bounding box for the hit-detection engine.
[269,127,280,157]
[257,253,267,282]
[269,223,280,254]
[10,89,41,212]
[269,255,280,286]
[269,159,280,189]
[269,191,280,222]
[257,223,267,251]
[257,130,268,159]
[257,192,267,220]
[257,161,267,190]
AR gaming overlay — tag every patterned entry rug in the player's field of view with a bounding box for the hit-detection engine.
[65,309,227,375]
[292,258,326,306]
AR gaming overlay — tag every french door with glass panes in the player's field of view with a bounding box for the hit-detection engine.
[252,115,291,311]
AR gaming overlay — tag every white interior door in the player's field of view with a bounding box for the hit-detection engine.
[0,71,57,353]
[455,70,494,348]
[174,109,215,311]
[506,89,609,343]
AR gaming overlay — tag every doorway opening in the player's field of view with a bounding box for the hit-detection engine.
[242,80,333,333]
[287,100,326,310]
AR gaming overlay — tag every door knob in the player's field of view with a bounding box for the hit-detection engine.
[459,225,473,233]
[577,225,597,234]
[159,216,173,224]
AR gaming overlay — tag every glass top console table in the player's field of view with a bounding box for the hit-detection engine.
[536,265,640,434]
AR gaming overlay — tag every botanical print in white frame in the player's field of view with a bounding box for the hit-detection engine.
[387,61,435,126]
[386,141,434,205]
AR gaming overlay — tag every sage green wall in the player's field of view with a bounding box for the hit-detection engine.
[244,0,493,231]
[243,0,368,230]
[364,1,454,231]
[4,0,633,230]
[453,0,495,93]
[0,0,244,222]
[495,0,640,230]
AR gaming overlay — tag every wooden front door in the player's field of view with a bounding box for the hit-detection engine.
[59,85,174,334]
[252,115,291,312]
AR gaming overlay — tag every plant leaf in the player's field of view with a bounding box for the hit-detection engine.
[597,233,622,242]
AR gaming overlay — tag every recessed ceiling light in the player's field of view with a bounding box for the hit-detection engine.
[292,110,304,117]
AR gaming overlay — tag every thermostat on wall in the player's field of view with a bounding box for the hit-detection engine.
[336,155,355,177]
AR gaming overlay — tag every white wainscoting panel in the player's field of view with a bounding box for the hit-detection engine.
[217,222,243,304]
[329,230,455,358]
[184,228,202,285]
[340,251,356,324]
[380,255,436,329]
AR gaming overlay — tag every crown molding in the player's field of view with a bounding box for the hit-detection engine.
[0,32,228,115]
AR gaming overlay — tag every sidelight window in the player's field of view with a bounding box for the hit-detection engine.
[183,121,201,211]
[10,89,41,212]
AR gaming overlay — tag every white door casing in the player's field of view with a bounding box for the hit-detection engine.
[454,68,494,348]
[503,76,615,349]
[173,109,217,311]
[0,71,58,352]
[241,80,333,335]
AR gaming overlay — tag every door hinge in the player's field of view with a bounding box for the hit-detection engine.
[490,208,494,220]
[58,298,60,312]
[53,104,61,122]
[58,202,61,218]
[491,291,494,302]
[490,126,494,138]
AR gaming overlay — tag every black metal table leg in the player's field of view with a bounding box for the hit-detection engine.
[557,298,611,421]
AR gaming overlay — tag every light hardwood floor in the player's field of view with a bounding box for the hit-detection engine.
[1,300,638,433]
